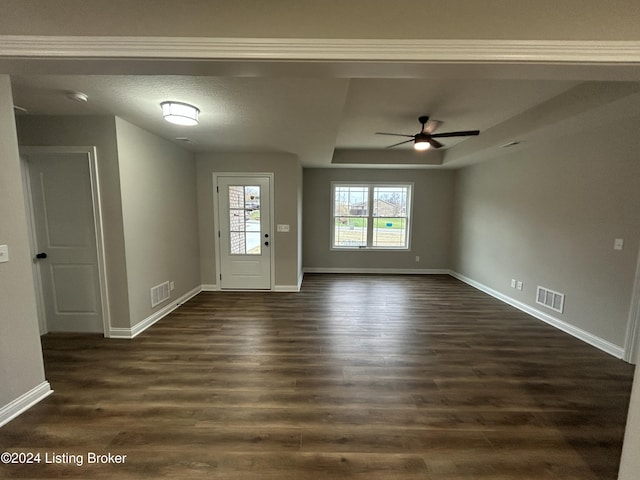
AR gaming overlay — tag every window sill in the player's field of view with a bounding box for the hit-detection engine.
[331,246,410,252]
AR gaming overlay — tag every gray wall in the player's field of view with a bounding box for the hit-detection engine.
[451,115,640,348]
[114,118,200,325]
[0,75,47,407]
[196,152,302,288]
[303,168,455,271]
[1,0,639,41]
[16,115,131,328]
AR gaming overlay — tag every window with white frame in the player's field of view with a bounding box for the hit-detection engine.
[332,183,412,249]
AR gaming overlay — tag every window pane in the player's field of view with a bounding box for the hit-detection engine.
[230,232,245,254]
[334,218,368,247]
[334,186,368,216]
[246,232,261,254]
[372,217,407,247]
[245,186,260,210]
[228,186,244,209]
[373,186,407,217]
[230,210,244,231]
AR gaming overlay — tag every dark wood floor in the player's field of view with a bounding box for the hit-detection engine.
[0,274,635,479]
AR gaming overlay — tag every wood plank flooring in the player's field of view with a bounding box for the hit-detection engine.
[0,274,635,479]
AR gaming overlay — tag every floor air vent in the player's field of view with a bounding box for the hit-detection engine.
[151,281,171,308]
[536,286,565,313]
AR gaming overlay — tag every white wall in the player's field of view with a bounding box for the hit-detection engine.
[0,75,48,417]
[115,118,200,326]
[196,152,302,289]
[303,168,455,272]
[451,115,640,352]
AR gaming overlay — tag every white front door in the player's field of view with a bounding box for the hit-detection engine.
[26,151,104,333]
[217,175,272,290]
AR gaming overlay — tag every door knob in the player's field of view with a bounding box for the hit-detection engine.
[36,252,47,259]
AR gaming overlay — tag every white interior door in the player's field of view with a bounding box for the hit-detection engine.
[217,176,272,289]
[27,152,104,333]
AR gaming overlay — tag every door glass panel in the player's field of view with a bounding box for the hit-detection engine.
[230,210,244,230]
[228,185,261,255]
[246,232,261,254]
[245,186,260,210]
[230,231,246,254]
[229,186,244,208]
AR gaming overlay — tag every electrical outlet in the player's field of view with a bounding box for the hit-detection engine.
[511,279,517,288]
[415,256,420,262]
[0,245,8,263]
[170,281,175,291]
[614,238,624,251]
[516,281,523,291]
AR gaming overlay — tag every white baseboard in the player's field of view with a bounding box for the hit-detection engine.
[201,284,220,292]
[449,271,625,359]
[0,381,53,428]
[273,271,305,292]
[304,267,450,275]
[273,284,301,292]
[109,285,202,339]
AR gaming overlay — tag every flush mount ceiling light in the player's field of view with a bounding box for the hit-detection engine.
[161,101,200,126]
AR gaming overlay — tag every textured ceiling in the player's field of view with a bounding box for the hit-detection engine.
[335,78,579,150]
[11,73,605,168]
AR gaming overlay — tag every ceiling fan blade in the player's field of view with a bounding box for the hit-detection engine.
[431,130,480,138]
[385,138,414,149]
[423,119,442,134]
[429,138,444,149]
[376,132,414,138]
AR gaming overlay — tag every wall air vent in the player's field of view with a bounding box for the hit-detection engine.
[151,281,171,308]
[536,286,565,314]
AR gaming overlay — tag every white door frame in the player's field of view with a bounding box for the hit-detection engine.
[624,246,640,363]
[20,146,111,337]
[212,172,275,290]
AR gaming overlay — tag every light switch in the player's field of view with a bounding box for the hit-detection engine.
[0,245,8,263]
[277,224,290,232]
[614,238,624,251]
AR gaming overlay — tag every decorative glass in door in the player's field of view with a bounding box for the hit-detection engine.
[228,185,261,255]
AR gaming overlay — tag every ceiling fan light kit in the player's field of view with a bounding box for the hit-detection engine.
[161,101,200,126]
[414,135,431,151]
[377,115,480,151]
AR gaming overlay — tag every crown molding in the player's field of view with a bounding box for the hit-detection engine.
[1,36,640,64]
